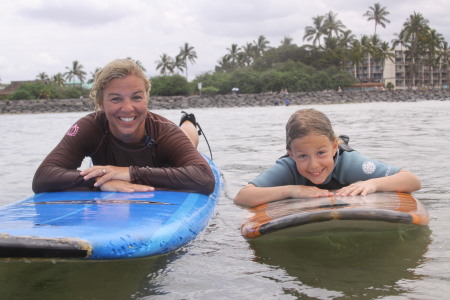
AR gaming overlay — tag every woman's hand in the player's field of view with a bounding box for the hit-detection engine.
[80,165,131,187]
[97,179,154,193]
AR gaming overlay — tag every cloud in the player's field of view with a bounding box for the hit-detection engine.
[0,0,449,83]
[19,0,141,27]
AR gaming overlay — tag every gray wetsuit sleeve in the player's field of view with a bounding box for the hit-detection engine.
[335,151,401,185]
[250,156,307,187]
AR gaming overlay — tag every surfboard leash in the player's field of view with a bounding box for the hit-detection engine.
[196,121,213,160]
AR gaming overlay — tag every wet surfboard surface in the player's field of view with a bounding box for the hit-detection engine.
[241,192,428,240]
[0,156,222,260]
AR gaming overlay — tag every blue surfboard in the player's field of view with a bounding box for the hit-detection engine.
[0,155,222,260]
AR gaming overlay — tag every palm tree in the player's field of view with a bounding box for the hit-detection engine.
[401,12,430,88]
[364,3,390,35]
[215,55,232,73]
[87,68,101,85]
[226,43,241,68]
[438,41,450,88]
[322,11,346,40]
[349,40,364,82]
[280,36,293,46]
[338,30,356,49]
[126,57,146,72]
[178,43,197,80]
[64,60,86,84]
[51,73,65,86]
[336,30,356,69]
[360,35,373,81]
[155,53,174,75]
[392,31,408,87]
[424,29,445,87]
[253,35,270,57]
[173,54,186,75]
[303,15,326,48]
[36,72,49,82]
[375,41,395,83]
[241,42,256,66]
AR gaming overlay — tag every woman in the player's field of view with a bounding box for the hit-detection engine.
[32,58,215,195]
[234,108,421,207]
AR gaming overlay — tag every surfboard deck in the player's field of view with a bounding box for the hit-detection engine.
[241,192,428,240]
[0,155,222,260]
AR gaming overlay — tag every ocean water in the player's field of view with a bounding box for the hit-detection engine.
[0,100,449,299]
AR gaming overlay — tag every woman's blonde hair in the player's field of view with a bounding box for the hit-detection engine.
[89,58,151,111]
[285,108,336,149]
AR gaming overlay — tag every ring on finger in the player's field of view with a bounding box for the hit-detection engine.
[102,169,106,175]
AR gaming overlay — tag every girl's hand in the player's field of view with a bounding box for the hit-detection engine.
[291,185,334,198]
[335,180,376,196]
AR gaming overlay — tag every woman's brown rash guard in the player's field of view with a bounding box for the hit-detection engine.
[32,111,215,195]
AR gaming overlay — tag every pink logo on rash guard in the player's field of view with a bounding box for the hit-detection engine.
[66,124,79,136]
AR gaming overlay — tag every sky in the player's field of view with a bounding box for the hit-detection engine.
[1,0,449,83]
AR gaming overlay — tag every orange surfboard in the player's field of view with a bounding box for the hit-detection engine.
[241,192,428,240]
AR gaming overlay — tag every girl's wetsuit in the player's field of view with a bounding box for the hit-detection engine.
[250,144,400,190]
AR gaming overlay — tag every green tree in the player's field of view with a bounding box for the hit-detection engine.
[303,15,326,48]
[376,41,395,78]
[36,72,49,81]
[150,74,190,96]
[322,11,346,40]
[127,57,146,72]
[438,41,450,87]
[215,55,232,73]
[253,35,270,57]
[51,73,66,86]
[401,12,430,88]
[364,3,391,35]
[178,43,197,80]
[173,54,186,75]
[349,40,364,80]
[87,68,101,85]
[423,29,444,87]
[241,42,257,67]
[155,53,174,75]
[226,43,241,69]
[64,60,86,84]
[280,36,294,46]
[338,30,356,50]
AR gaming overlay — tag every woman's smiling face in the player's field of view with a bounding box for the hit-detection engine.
[288,133,338,185]
[101,75,149,144]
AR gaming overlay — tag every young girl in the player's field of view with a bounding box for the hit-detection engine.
[234,108,421,207]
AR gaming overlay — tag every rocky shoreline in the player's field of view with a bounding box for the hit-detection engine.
[1,89,449,114]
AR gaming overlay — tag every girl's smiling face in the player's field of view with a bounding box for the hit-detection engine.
[101,75,149,144]
[288,133,338,185]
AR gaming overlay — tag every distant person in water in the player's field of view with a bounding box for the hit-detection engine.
[33,58,214,195]
[234,108,421,207]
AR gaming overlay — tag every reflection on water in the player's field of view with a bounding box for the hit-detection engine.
[0,252,177,300]
[0,101,449,299]
[249,228,431,299]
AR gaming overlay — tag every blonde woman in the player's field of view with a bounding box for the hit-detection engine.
[33,58,214,195]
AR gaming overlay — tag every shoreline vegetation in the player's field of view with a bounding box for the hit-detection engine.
[3,8,447,103]
[1,89,449,114]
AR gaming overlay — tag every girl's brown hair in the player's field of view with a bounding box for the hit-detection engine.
[285,108,336,149]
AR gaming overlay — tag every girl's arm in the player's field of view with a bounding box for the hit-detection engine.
[335,169,421,196]
[234,183,333,207]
